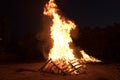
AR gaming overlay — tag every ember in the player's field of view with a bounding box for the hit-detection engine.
[40,0,101,75]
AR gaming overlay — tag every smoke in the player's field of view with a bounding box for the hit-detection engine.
[36,15,53,59]
[70,26,83,59]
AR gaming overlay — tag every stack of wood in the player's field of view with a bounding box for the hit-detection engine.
[39,58,86,75]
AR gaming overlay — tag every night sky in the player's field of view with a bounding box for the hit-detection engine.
[1,0,120,38]
[57,0,120,27]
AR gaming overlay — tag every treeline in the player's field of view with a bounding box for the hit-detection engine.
[0,23,120,62]
[0,33,45,62]
[74,23,120,62]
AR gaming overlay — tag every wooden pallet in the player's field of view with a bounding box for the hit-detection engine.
[39,58,86,75]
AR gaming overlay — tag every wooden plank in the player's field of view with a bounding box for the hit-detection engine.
[39,59,52,71]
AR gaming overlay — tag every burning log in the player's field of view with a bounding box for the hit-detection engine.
[39,59,86,75]
[39,59,66,75]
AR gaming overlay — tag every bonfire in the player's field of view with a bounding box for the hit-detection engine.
[40,0,101,75]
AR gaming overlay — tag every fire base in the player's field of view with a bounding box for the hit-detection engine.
[39,58,86,75]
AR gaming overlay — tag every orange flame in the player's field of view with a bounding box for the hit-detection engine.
[44,0,76,61]
[80,50,101,62]
[43,0,101,62]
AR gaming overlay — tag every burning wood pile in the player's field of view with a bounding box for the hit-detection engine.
[40,0,101,75]
[40,58,86,75]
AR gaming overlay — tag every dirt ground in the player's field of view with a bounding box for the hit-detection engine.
[0,62,120,80]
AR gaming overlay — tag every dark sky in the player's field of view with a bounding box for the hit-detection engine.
[56,0,120,27]
[0,0,120,38]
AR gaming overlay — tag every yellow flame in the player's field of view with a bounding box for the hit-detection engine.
[44,0,76,61]
[80,50,101,62]
[43,0,101,62]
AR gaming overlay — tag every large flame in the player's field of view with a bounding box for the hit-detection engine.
[44,0,76,61]
[43,0,101,62]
